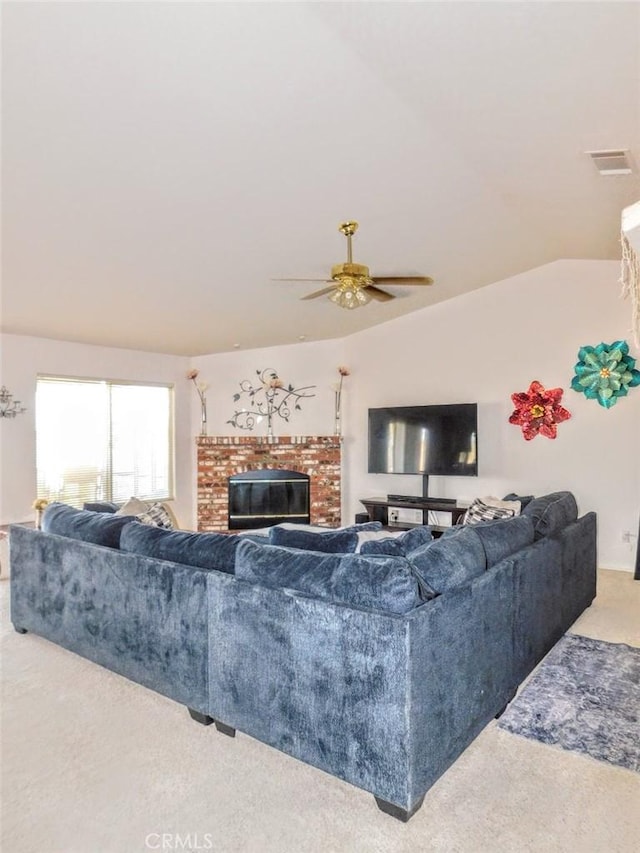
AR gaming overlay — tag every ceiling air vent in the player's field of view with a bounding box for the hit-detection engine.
[586,149,632,176]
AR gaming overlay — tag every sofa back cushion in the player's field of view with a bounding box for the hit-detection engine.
[358,525,433,557]
[120,522,239,574]
[235,539,421,614]
[269,526,357,553]
[268,523,384,554]
[82,501,119,514]
[523,491,578,539]
[41,502,136,549]
[407,527,486,595]
[466,514,535,567]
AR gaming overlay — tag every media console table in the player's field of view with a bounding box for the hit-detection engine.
[359,497,467,535]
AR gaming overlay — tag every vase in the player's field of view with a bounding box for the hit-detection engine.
[334,390,342,436]
[200,401,208,436]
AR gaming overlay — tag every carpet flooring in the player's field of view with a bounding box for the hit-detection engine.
[498,634,640,773]
[2,569,640,853]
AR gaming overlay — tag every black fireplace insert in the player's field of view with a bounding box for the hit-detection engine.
[228,468,311,530]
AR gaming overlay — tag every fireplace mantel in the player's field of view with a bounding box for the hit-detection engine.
[196,435,342,531]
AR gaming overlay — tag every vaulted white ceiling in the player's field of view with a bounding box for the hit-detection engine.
[2,2,639,356]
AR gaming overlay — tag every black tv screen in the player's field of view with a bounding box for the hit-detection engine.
[368,404,478,476]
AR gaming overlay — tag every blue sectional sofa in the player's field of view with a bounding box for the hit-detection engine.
[9,492,596,821]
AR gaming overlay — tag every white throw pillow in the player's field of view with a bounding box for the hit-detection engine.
[116,496,150,516]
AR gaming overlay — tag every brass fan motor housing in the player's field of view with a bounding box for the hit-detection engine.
[331,262,371,283]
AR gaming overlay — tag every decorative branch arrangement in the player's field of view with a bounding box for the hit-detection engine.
[186,369,209,435]
[32,498,49,529]
[621,233,639,348]
[334,366,350,436]
[227,368,316,436]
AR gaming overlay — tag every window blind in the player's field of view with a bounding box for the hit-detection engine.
[36,376,174,509]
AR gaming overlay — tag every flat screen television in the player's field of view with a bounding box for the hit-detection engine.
[368,403,478,477]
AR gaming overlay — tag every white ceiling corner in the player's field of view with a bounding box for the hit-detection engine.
[1,1,639,356]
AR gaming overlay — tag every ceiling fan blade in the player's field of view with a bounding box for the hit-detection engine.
[365,285,395,302]
[373,276,434,285]
[301,286,336,301]
[271,278,334,283]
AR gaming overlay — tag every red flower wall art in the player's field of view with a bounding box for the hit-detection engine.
[509,381,571,440]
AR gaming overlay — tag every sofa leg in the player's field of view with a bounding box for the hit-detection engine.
[214,720,236,738]
[374,795,425,822]
[188,708,214,726]
[13,625,28,634]
[495,691,517,719]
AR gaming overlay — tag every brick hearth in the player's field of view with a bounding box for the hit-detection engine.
[196,435,342,531]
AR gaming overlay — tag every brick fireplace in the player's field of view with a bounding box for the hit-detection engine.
[196,435,342,531]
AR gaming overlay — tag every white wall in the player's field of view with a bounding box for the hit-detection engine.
[343,260,640,571]
[0,334,193,527]
[183,259,639,570]
[2,259,638,569]
[187,338,347,524]
[189,338,346,438]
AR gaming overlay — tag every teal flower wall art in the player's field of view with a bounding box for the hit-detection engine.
[571,341,640,408]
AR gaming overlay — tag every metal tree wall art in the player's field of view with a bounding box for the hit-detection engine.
[571,341,640,408]
[227,368,316,435]
[509,380,571,440]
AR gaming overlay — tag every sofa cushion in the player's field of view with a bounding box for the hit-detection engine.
[82,501,119,514]
[120,522,239,574]
[523,491,578,539]
[41,502,136,549]
[280,521,383,532]
[359,525,433,557]
[235,539,421,614]
[467,514,535,567]
[269,526,359,553]
[407,527,486,594]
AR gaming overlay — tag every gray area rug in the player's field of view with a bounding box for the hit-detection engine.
[498,633,640,773]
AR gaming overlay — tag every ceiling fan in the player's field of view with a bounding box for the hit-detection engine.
[272,221,433,309]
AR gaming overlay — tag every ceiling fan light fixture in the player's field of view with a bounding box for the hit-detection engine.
[328,276,372,309]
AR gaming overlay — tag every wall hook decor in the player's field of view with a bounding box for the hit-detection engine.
[0,386,26,419]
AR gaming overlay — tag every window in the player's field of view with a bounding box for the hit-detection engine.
[36,376,174,508]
